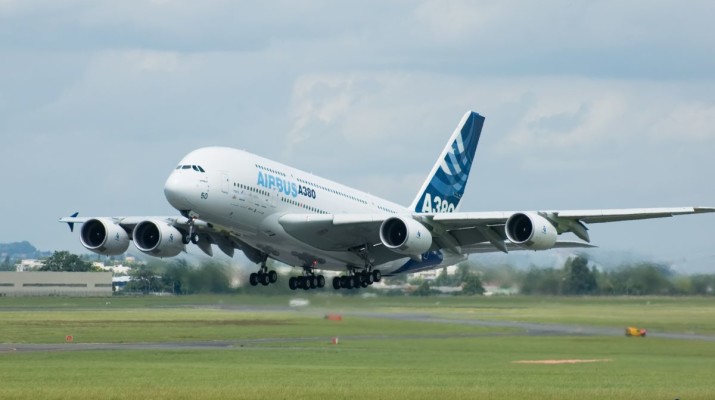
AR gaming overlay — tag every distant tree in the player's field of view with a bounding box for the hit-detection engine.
[520,267,562,295]
[125,268,164,293]
[563,256,598,295]
[461,273,485,296]
[39,251,97,272]
[433,268,451,286]
[412,280,435,296]
[607,263,674,295]
[0,256,14,271]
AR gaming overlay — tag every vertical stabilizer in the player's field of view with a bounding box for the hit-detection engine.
[410,111,485,213]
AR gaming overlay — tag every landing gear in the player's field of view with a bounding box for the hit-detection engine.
[288,266,325,291]
[248,258,278,287]
[182,217,200,245]
[332,268,381,290]
[333,244,382,290]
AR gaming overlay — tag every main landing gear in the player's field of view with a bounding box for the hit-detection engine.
[249,261,278,287]
[288,267,325,291]
[333,244,382,290]
[332,268,381,290]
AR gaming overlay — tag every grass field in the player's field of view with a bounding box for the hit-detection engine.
[1,295,714,399]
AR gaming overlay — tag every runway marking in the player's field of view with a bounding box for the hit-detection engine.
[512,359,612,365]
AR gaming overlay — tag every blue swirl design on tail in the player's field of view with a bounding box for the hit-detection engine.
[411,111,484,213]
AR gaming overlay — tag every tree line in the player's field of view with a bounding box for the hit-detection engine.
[475,256,715,296]
[7,251,715,296]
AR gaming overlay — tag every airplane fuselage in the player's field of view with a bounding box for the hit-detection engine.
[164,147,465,275]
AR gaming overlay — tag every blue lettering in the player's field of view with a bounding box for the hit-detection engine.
[267,175,275,189]
[257,171,265,187]
[291,183,298,197]
[276,178,284,193]
[283,179,292,195]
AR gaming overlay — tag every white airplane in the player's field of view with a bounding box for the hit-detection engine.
[61,111,714,290]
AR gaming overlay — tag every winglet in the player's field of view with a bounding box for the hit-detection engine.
[65,212,79,232]
[410,111,485,213]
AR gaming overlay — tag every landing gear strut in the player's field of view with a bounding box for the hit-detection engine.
[288,266,325,291]
[249,257,278,287]
[182,217,200,245]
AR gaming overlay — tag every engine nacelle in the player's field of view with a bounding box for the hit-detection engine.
[379,216,432,256]
[80,218,130,256]
[505,212,558,250]
[132,220,184,257]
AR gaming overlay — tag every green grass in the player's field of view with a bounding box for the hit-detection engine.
[1,337,713,399]
[0,295,714,399]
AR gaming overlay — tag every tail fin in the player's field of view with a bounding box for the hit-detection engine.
[410,111,485,213]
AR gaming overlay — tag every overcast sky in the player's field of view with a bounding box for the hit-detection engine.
[1,1,714,272]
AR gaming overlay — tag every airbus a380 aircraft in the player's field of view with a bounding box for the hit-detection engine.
[61,111,714,290]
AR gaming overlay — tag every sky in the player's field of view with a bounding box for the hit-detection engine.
[1,0,714,272]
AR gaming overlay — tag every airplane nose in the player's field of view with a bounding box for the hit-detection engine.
[164,173,194,211]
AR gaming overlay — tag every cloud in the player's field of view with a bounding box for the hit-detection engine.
[1,1,714,270]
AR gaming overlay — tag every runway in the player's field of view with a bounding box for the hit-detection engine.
[2,308,714,353]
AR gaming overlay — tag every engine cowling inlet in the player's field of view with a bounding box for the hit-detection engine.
[80,218,130,256]
[379,216,432,257]
[132,220,184,257]
[505,212,558,250]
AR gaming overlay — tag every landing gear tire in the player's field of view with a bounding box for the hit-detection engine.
[190,233,199,244]
[332,277,341,290]
[317,275,326,288]
[249,273,259,286]
[268,270,278,284]
[372,270,382,282]
[289,277,297,290]
[260,273,270,286]
[182,234,191,245]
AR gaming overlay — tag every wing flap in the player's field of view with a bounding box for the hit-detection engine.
[463,240,596,253]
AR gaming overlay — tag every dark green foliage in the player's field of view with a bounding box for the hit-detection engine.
[607,263,675,295]
[39,251,97,272]
[461,273,485,295]
[563,256,598,295]
[0,256,14,271]
[519,267,562,295]
[411,280,436,296]
[124,259,233,294]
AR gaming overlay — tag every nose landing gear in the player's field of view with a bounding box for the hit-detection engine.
[248,257,278,287]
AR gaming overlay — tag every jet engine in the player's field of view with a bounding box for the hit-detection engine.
[379,216,432,257]
[505,212,558,250]
[80,218,130,256]
[132,220,184,257]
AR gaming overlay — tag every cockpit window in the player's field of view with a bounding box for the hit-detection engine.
[181,165,191,169]
[192,165,199,171]
[197,166,205,173]
[176,165,182,170]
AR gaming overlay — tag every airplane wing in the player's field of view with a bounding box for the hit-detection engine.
[278,207,715,256]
